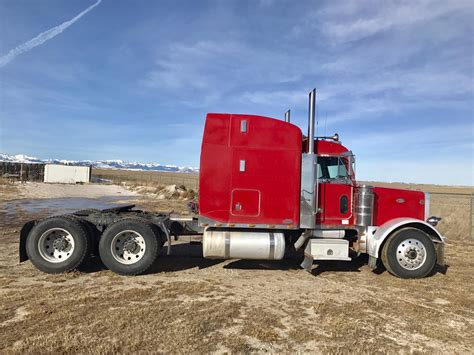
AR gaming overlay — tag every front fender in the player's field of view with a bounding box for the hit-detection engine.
[367,218,445,261]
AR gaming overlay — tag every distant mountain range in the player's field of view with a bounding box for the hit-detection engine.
[0,153,199,173]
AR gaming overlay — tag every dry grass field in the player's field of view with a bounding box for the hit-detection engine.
[0,175,473,353]
[93,168,200,190]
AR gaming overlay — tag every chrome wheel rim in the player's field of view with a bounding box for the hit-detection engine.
[396,238,427,270]
[110,230,146,265]
[38,228,75,263]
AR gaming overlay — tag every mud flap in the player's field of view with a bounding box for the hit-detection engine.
[160,222,172,256]
[19,220,35,262]
[434,242,445,266]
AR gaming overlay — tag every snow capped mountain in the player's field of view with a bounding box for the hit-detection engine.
[0,153,44,164]
[0,153,199,173]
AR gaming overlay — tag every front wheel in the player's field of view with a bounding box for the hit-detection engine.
[99,218,161,275]
[381,227,436,279]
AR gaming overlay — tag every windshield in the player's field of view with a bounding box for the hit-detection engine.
[317,156,353,180]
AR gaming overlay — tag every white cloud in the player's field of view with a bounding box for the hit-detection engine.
[0,0,102,68]
[318,0,473,42]
[141,39,307,107]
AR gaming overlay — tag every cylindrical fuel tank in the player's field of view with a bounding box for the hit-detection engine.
[355,185,374,226]
[203,229,286,260]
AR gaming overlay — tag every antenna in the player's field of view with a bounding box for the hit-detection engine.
[316,97,319,139]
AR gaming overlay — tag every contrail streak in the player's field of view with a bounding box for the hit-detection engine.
[0,0,102,68]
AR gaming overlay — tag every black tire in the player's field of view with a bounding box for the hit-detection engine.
[26,216,90,274]
[75,218,99,256]
[99,217,161,275]
[381,227,436,279]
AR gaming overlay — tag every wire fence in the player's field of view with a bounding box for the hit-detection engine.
[429,192,474,240]
[0,162,45,182]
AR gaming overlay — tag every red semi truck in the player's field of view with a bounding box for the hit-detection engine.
[19,89,445,278]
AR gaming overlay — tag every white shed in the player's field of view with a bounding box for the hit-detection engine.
[44,164,91,184]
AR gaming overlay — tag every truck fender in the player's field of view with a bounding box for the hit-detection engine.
[19,220,36,262]
[367,218,445,261]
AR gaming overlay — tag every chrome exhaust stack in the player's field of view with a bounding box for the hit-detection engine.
[284,109,291,123]
[300,88,318,229]
[308,88,316,153]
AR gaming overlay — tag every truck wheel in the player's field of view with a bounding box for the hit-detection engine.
[381,227,436,279]
[99,218,160,275]
[26,216,90,273]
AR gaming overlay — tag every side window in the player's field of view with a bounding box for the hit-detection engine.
[340,195,349,213]
[337,162,348,177]
[327,164,339,178]
[318,156,349,180]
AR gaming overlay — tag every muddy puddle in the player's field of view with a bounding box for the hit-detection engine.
[1,196,141,224]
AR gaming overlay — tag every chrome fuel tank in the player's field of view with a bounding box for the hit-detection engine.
[203,229,285,260]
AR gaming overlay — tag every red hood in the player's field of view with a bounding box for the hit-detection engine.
[372,187,426,226]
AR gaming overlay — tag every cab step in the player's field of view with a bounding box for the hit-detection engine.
[301,239,351,272]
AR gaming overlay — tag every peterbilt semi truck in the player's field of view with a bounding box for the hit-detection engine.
[19,89,445,279]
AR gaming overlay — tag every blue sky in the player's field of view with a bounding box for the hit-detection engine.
[0,0,473,185]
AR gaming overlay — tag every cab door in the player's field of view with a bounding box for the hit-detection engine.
[317,183,353,225]
[316,156,353,226]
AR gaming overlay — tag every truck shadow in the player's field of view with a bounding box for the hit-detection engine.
[79,243,304,274]
[79,243,448,277]
[310,255,368,275]
[149,243,222,273]
[371,259,449,278]
[78,242,222,274]
[223,258,302,271]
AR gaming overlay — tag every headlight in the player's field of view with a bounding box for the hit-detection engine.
[427,216,442,227]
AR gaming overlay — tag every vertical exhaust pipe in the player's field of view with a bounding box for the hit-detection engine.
[284,109,291,123]
[299,88,318,230]
[308,88,316,154]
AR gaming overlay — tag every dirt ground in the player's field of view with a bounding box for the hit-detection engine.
[0,182,473,353]
[11,181,138,199]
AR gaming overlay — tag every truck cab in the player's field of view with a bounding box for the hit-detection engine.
[314,140,356,226]
[199,90,445,279]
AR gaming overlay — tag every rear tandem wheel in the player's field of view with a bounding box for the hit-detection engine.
[98,217,162,275]
[25,216,91,273]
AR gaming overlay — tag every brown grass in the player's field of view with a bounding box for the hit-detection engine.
[124,182,198,201]
[92,168,199,190]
